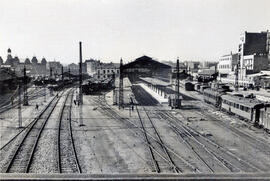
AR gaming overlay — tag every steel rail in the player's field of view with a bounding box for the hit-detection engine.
[68,91,82,173]
[91,96,197,173]
[4,91,63,173]
[135,106,160,173]
[158,112,230,173]
[57,89,81,173]
[163,111,262,173]
[142,107,181,173]
[25,91,65,173]
[202,109,270,155]
[0,88,47,114]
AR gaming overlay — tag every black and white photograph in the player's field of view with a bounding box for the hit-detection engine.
[0,0,270,180]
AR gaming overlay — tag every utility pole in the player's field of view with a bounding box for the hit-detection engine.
[18,83,22,128]
[175,58,180,109]
[23,66,28,106]
[118,58,123,110]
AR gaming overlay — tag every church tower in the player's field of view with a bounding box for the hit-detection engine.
[7,48,12,61]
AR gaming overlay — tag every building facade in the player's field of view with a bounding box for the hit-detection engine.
[218,53,238,77]
[1,48,49,77]
[85,59,100,76]
[95,62,120,80]
[47,61,62,76]
[219,31,270,86]
[239,31,270,82]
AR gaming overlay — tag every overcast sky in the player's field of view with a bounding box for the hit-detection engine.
[0,0,269,64]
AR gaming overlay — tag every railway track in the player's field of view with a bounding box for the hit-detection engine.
[135,106,160,173]
[57,89,81,173]
[202,108,270,156]
[0,88,47,114]
[1,91,64,173]
[91,96,197,173]
[158,110,262,173]
[191,95,270,150]
[139,106,182,173]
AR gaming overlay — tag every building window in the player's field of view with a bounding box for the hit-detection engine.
[103,70,106,74]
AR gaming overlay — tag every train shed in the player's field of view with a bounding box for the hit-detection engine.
[122,55,172,82]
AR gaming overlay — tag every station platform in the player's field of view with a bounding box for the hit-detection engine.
[139,77,196,103]
[138,83,168,104]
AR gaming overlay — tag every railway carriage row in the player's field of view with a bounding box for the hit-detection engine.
[195,83,270,131]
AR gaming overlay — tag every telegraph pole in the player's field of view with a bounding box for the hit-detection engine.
[235,63,239,91]
[118,58,124,110]
[18,83,22,128]
[49,67,53,96]
[68,68,71,80]
[61,66,64,82]
[175,58,180,109]
[23,66,28,106]
[79,41,83,105]
[43,79,46,102]
[235,59,239,92]
[79,41,84,126]
[50,67,53,78]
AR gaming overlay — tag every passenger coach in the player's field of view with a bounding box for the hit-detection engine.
[203,88,225,108]
[221,94,265,124]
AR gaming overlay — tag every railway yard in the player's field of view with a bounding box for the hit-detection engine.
[0,80,270,178]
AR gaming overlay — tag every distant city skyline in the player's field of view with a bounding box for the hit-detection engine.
[0,0,269,64]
